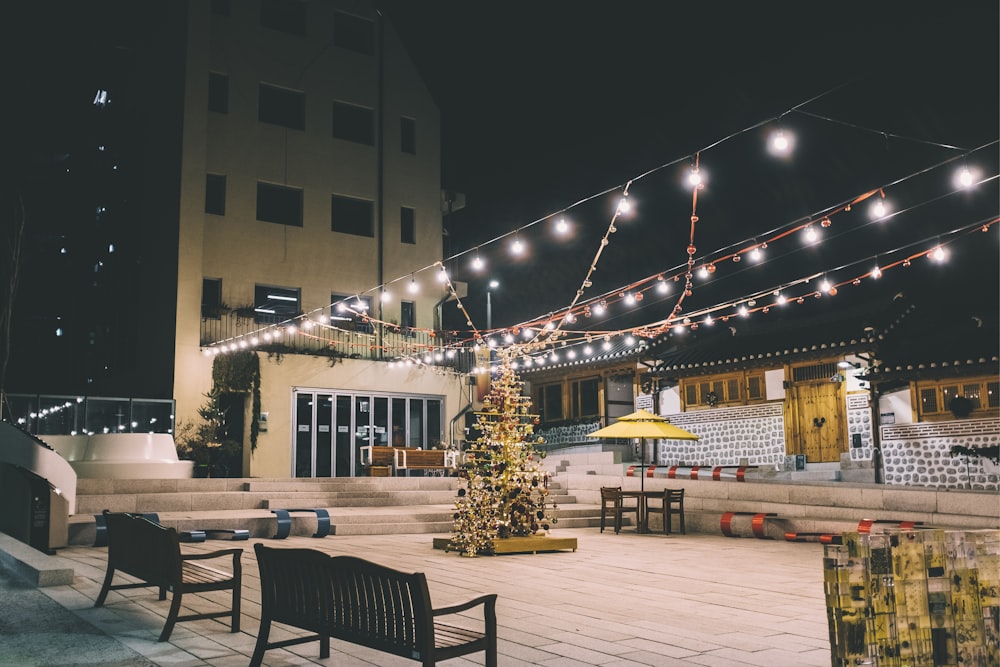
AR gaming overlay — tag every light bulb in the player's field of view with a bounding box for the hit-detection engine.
[472,255,484,270]
[771,130,789,153]
[624,293,636,305]
[750,247,762,261]
[957,166,974,188]
[804,226,819,243]
[930,245,947,262]
[617,196,631,214]
[656,280,669,294]
[408,276,419,294]
[624,335,635,346]
[871,266,882,279]
[380,289,391,303]
[738,305,749,317]
[555,217,568,234]
[704,316,713,326]
[584,345,593,355]
[871,198,887,219]
[592,303,605,316]
[820,279,832,293]
[511,237,524,254]
[688,169,701,186]
[698,266,709,279]
[776,293,786,305]
[436,267,448,283]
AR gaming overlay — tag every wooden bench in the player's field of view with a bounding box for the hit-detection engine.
[360,445,459,475]
[251,543,497,667]
[94,510,242,642]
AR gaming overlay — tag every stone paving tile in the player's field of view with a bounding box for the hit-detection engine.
[29,528,833,666]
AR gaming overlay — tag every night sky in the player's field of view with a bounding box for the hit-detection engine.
[378,2,999,335]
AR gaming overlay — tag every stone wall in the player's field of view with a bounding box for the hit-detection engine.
[880,418,1000,490]
[659,402,786,466]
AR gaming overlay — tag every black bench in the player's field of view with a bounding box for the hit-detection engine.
[94,510,242,642]
[251,543,497,667]
[93,512,249,546]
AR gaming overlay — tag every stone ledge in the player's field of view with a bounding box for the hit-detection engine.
[0,532,75,587]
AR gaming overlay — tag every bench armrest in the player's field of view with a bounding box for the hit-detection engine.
[181,548,243,565]
[432,593,497,617]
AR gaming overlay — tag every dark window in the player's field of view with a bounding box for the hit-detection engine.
[542,384,563,422]
[211,0,230,16]
[989,382,1000,408]
[400,207,415,244]
[333,11,374,55]
[260,0,306,36]
[259,84,305,130]
[202,278,222,319]
[331,293,372,332]
[574,378,601,417]
[331,195,373,237]
[205,174,226,215]
[400,300,415,329]
[208,72,229,113]
[254,284,300,324]
[332,101,373,145]
[401,117,416,154]
[257,182,303,227]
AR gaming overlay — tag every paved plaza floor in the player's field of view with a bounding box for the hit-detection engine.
[1,528,833,666]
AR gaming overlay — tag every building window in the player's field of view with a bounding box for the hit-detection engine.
[333,11,374,55]
[400,300,415,330]
[208,72,228,113]
[400,207,415,244]
[332,101,374,145]
[572,377,601,418]
[260,0,306,36]
[331,293,372,332]
[538,384,563,422]
[681,370,766,409]
[401,117,416,154]
[202,278,223,319]
[916,376,1000,420]
[205,174,226,215]
[257,182,303,227]
[254,284,300,324]
[331,194,373,237]
[259,84,305,130]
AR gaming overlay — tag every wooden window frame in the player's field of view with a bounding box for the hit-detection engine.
[914,375,1000,421]
[680,370,767,410]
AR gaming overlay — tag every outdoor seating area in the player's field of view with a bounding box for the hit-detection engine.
[600,486,686,535]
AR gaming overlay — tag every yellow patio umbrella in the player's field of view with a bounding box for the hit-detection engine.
[588,410,699,492]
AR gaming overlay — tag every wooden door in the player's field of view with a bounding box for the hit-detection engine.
[791,381,845,462]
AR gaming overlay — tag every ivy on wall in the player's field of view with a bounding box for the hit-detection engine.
[212,351,261,452]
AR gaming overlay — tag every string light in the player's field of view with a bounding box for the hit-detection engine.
[407,274,419,294]
[803,225,819,243]
[555,217,569,234]
[436,265,449,283]
[688,165,702,186]
[472,250,484,270]
[616,196,631,215]
[511,234,524,255]
[930,244,947,262]
[871,189,888,219]
[871,264,882,279]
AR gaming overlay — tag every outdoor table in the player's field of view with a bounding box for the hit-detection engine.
[619,489,663,534]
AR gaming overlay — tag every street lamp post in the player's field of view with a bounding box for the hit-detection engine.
[486,280,499,331]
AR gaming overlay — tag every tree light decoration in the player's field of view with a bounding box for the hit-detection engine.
[449,354,555,555]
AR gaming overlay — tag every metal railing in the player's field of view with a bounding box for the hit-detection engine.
[200,315,474,372]
[5,394,175,437]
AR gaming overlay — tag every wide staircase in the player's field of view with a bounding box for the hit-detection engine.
[67,473,604,546]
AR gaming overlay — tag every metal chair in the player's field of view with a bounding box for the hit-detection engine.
[646,488,685,534]
[599,486,638,533]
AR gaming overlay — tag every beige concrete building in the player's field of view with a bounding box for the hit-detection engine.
[172,1,468,478]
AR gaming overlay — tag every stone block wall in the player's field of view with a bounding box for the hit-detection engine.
[659,402,786,466]
[880,418,1000,490]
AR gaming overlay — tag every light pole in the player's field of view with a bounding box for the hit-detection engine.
[486,280,499,331]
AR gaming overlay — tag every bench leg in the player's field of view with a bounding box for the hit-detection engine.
[94,567,115,607]
[160,591,183,642]
[249,619,270,667]
[231,578,241,633]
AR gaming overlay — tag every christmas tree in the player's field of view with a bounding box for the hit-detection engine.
[450,355,557,556]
